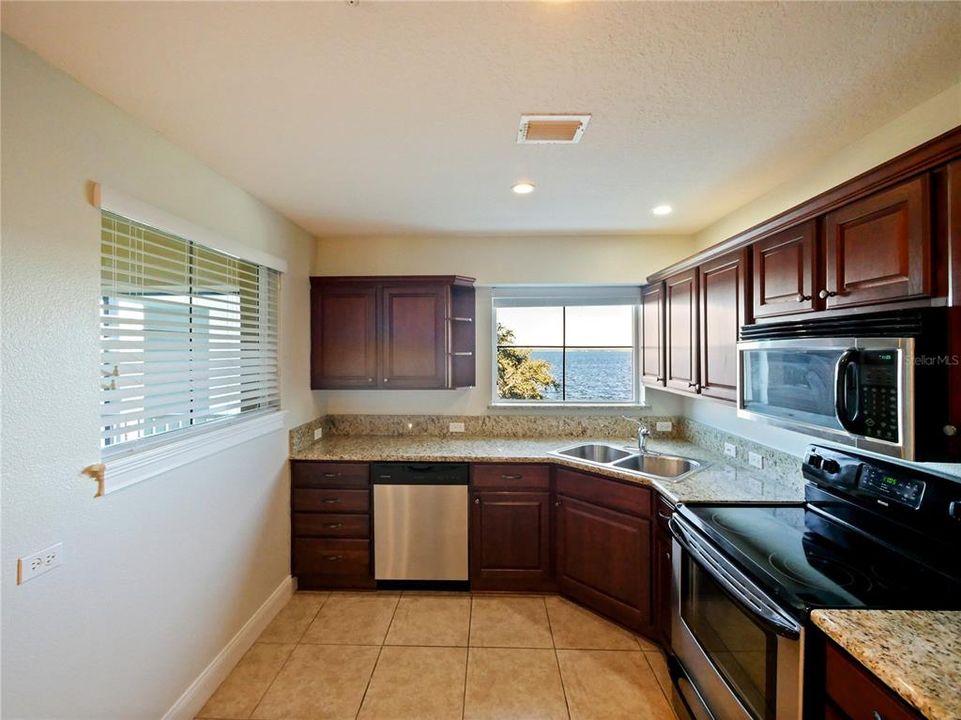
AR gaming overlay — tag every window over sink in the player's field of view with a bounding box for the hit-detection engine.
[491,286,641,406]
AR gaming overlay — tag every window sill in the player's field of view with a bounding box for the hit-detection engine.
[101,411,287,496]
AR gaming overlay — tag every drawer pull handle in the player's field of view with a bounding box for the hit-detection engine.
[324,523,344,529]
[323,472,340,478]
[501,474,522,480]
[322,498,341,504]
[324,555,343,562]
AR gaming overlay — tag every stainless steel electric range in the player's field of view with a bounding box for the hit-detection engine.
[668,444,961,720]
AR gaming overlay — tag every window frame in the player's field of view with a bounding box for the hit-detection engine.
[489,287,645,408]
[94,184,288,494]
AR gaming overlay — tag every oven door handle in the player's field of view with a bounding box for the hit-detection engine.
[669,516,802,640]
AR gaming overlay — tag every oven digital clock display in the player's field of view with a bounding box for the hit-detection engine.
[859,466,925,508]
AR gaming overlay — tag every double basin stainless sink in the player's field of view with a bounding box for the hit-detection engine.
[549,442,703,481]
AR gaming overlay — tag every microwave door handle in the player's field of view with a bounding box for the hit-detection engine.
[834,349,860,433]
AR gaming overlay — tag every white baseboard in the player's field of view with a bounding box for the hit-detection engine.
[162,575,295,720]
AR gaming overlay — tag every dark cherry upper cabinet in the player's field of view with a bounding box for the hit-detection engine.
[641,282,665,386]
[824,175,931,310]
[310,284,378,388]
[381,284,447,388]
[310,276,475,390]
[470,490,553,592]
[752,220,817,319]
[698,250,749,402]
[664,269,699,394]
[555,468,653,632]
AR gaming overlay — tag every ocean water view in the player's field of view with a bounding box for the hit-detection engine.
[529,349,634,401]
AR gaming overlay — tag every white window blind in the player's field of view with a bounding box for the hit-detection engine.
[100,210,280,455]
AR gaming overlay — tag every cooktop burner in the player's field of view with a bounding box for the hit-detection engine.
[680,503,961,615]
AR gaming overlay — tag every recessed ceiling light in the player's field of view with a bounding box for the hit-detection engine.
[652,204,673,216]
[512,182,535,195]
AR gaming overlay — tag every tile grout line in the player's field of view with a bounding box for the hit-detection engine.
[543,597,574,720]
[461,596,472,720]
[353,594,401,719]
[641,650,676,711]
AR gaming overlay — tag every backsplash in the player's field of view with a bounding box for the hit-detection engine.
[290,413,801,478]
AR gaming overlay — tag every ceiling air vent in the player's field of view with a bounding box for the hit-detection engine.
[517,114,591,144]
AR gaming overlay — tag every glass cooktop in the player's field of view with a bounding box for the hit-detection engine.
[679,503,961,615]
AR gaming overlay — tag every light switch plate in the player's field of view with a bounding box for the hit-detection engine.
[313,427,323,440]
[17,543,63,585]
[655,421,673,432]
[748,451,764,469]
[449,422,465,433]
[724,442,737,458]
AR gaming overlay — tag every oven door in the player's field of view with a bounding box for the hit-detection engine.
[736,337,914,460]
[670,515,803,720]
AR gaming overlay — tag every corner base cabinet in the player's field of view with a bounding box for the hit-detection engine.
[311,275,476,390]
[291,461,375,590]
[554,468,653,633]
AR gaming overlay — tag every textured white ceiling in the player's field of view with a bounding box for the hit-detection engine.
[2,1,959,236]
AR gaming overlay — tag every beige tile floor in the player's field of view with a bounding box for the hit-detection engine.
[197,591,677,720]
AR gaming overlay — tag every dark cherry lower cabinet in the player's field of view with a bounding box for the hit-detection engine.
[823,639,923,720]
[653,496,674,646]
[291,461,375,590]
[554,468,653,633]
[469,463,554,592]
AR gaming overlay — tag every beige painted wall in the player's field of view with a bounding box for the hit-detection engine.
[694,82,961,252]
[314,233,696,415]
[1,37,317,718]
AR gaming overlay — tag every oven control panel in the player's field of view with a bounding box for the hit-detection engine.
[858,465,925,509]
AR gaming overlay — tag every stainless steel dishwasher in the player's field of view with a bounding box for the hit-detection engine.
[372,462,469,582]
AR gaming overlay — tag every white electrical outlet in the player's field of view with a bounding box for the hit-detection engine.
[748,451,764,469]
[449,422,465,433]
[17,543,63,585]
[724,442,737,458]
[313,427,323,440]
[655,421,673,432]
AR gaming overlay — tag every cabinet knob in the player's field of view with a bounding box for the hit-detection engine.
[367,377,374,383]
[818,289,838,299]
[943,425,957,436]
[554,500,561,507]
[873,712,883,720]
[795,293,812,302]
[655,376,665,382]
[384,378,389,383]
[474,497,480,504]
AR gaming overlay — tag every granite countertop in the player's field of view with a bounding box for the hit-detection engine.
[811,609,961,720]
[290,436,804,505]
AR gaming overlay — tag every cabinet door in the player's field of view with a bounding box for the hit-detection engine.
[698,250,748,402]
[752,220,817,319]
[311,284,378,389]
[555,495,651,630]
[641,282,665,386]
[380,284,448,388]
[665,269,699,394]
[824,176,931,309]
[470,491,553,591]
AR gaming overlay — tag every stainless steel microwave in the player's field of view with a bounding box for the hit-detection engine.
[737,337,918,460]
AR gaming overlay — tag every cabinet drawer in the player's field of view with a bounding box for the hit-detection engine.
[825,641,922,720]
[293,512,370,539]
[292,462,369,488]
[555,468,651,517]
[292,488,369,513]
[293,539,370,576]
[472,464,550,489]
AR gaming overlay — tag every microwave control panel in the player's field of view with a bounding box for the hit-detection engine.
[858,350,899,443]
